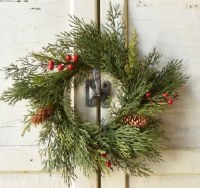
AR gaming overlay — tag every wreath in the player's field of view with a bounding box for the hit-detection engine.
[1,3,188,185]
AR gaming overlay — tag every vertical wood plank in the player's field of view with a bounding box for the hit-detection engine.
[0,0,71,187]
[4,174,20,188]
[100,1,126,188]
[128,0,200,187]
[74,169,96,188]
[18,174,29,188]
[72,0,96,187]
[102,170,126,188]
[0,175,5,188]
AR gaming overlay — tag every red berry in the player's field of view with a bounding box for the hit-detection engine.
[100,153,107,158]
[48,60,54,66]
[167,99,174,105]
[48,64,54,70]
[65,54,71,61]
[72,54,78,62]
[105,160,111,168]
[67,64,73,71]
[57,64,64,71]
[145,92,151,98]
[162,92,169,98]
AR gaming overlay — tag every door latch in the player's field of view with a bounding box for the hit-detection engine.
[86,79,111,108]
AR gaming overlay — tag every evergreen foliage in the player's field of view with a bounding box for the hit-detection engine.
[1,3,188,186]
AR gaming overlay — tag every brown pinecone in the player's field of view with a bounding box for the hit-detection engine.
[31,106,54,125]
[123,114,148,128]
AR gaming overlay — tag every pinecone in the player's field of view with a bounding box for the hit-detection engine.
[31,106,54,125]
[123,114,148,128]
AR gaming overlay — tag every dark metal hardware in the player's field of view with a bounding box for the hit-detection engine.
[86,79,111,108]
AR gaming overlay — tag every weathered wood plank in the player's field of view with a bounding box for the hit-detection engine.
[0,0,72,187]
[0,147,42,171]
[0,173,68,188]
[0,0,71,144]
[0,0,70,57]
[1,147,198,174]
[151,149,200,174]
[127,0,200,149]
[102,170,126,188]
[72,0,97,187]
[100,1,127,187]
[130,174,200,188]
[0,126,39,146]
[74,168,96,188]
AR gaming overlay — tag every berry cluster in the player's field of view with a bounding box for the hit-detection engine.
[145,91,179,105]
[47,54,79,71]
[100,153,112,168]
[162,92,174,105]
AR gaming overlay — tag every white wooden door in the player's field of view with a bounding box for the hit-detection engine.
[0,0,70,187]
[128,0,200,187]
[0,0,199,188]
[74,0,200,188]
[73,0,126,188]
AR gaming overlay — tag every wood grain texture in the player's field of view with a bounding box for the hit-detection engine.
[0,147,41,171]
[0,173,68,188]
[128,0,200,148]
[0,126,40,146]
[101,170,126,188]
[73,0,97,123]
[72,0,99,187]
[0,0,200,187]
[0,0,71,187]
[128,0,200,187]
